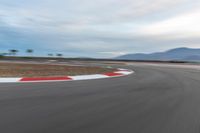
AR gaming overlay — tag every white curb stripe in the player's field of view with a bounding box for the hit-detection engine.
[70,74,109,80]
[0,78,21,83]
[115,71,133,75]
[0,69,134,83]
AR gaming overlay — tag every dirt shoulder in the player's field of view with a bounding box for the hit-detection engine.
[0,62,116,77]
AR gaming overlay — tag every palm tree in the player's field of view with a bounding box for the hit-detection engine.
[56,53,63,58]
[26,49,34,57]
[48,53,54,57]
[2,53,8,56]
[9,49,18,56]
[0,53,8,57]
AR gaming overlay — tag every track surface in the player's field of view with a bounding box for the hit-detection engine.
[0,63,200,133]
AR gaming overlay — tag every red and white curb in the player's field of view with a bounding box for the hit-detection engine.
[0,68,134,83]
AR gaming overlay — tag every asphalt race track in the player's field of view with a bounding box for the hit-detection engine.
[0,62,200,133]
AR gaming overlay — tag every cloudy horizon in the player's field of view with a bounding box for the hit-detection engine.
[0,0,200,58]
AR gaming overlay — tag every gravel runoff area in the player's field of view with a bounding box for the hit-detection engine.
[0,62,117,77]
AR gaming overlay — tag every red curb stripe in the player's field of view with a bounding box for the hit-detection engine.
[20,76,72,82]
[103,72,123,77]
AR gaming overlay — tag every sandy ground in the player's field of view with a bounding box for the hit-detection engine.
[0,62,116,77]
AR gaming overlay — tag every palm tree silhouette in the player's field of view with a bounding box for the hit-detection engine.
[26,49,34,57]
[9,49,18,56]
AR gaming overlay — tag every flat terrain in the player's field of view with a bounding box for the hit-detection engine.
[0,62,200,133]
[0,62,116,77]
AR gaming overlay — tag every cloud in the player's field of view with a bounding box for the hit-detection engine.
[138,9,200,38]
[0,0,200,57]
[98,51,128,57]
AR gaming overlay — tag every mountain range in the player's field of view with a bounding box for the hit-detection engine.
[116,47,200,61]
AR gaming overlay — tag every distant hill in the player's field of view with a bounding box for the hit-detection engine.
[116,47,200,61]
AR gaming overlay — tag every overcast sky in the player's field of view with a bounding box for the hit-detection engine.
[0,0,200,58]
